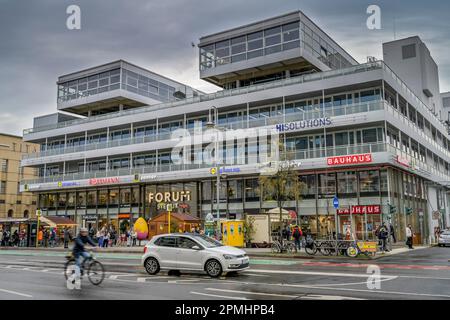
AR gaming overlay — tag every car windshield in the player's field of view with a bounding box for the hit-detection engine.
[192,235,223,248]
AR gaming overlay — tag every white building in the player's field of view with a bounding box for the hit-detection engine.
[20,11,450,244]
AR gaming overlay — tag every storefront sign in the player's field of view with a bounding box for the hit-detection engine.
[396,155,410,168]
[357,241,377,253]
[210,167,241,175]
[337,205,381,215]
[89,177,120,186]
[276,118,332,132]
[140,174,157,181]
[58,181,80,188]
[118,214,131,219]
[327,154,373,166]
[148,190,191,203]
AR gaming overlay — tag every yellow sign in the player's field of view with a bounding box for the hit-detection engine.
[58,182,63,187]
[357,241,377,253]
[210,167,217,175]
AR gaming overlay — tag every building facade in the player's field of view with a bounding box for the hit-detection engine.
[0,134,38,224]
[20,11,450,244]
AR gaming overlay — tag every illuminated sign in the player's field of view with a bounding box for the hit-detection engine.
[276,118,332,132]
[337,205,381,215]
[327,154,373,166]
[148,190,191,203]
[89,177,120,186]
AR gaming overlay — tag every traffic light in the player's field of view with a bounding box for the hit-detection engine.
[405,207,413,215]
[389,204,396,215]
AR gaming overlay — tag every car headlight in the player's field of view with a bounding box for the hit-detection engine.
[223,254,238,260]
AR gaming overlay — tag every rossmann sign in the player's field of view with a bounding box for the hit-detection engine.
[327,154,373,166]
[276,118,332,132]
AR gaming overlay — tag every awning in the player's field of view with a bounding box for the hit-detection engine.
[40,216,77,228]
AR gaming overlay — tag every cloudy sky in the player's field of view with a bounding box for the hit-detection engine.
[0,0,449,136]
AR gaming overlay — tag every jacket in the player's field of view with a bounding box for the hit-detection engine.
[72,235,96,256]
[406,227,413,238]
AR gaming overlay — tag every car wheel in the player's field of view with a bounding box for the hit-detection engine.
[205,259,223,278]
[144,257,160,275]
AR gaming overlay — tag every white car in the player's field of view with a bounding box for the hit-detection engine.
[142,233,249,277]
[438,231,450,247]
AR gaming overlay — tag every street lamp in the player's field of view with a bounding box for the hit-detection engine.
[207,106,226,240]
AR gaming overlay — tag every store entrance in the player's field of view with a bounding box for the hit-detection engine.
[338,214,381,240]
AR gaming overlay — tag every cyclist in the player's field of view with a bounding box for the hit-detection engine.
[73,227,96,279]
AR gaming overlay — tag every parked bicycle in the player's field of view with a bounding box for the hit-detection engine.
[271,239,296,253]
[64,250,105,285]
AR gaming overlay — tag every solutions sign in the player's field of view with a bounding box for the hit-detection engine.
[276,118,332,132]
[327,154,373,166]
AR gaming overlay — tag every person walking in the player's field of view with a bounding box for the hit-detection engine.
[63,227,70,249]
[292,226,303,252]
[377,223,389,252]
[406,224,414,249]
[43,229,49,247]
[390,224,396,244]
[103,231,109,248]
[38,228,43,247]
[49,228,56,247]
[0,229,3,246]
[97,229,104,247]
[19,229,26,247]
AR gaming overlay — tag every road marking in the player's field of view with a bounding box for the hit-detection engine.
[303,261,450,271]
[205,288,297,298]
[300,294,364,300]
[247,268,397,279]
[190,291,249,300]
[137,277,147,283]
[0,288,33,298]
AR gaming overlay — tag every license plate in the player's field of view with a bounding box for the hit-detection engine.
[242,258,249,264]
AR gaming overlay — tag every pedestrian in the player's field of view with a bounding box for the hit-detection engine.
[63,227,70,249]
[97,229,104,247]
[390,224,396,243]
[103,231,109,248]
[49,228,56,247]
[19,229,26,247]
[132,229,137,246]
[434,226,441,244]
[3,230,10,246]
[406,224,414,249]
[377,224,389,252]
[0,229,3,246]
[38,228,43,247]
[110,229,116,247]
[292,226,303,252]
[43,229,49,247]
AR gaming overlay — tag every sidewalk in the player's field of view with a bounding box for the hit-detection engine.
[0,244,429,260]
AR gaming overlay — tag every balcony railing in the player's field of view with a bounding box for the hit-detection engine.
[21,141,450,187]
[22,100,384,161]
[23,61,385,135]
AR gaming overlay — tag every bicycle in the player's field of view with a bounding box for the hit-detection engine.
[271,240,296,253]
[64,251,105,285]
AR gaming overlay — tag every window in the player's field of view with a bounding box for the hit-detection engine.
[1,159,7,172]
[7,209,13,218]
[155,236,177,247]
[318,173,335,196]
[337,172,357,196]
[359,171,380,194]
[0,181,6,194]
[178,237,198,249]
[245,179,259,201]
[402,44,416,59]
[299,175,315,199]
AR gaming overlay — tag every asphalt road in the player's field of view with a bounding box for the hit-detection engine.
[0,247,450,300]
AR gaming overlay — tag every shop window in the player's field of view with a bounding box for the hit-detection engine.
[337,171,357,197]
[299,175,315,199]
[318,173,336,197]
[359,170,380,196]
[245,179,259,202]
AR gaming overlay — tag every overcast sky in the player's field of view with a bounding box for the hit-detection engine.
[0,0,449,136]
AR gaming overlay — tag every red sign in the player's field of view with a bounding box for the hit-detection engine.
[337,205,381,215]
[396,155,410,168]
[327,154,373,166]
[89,177,120,186]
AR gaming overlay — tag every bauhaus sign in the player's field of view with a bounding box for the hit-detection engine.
[337,205,381,215]
[327,154,373,166]
[276,118,332,132]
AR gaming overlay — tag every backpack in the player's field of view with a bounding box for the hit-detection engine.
[293,229,301,238]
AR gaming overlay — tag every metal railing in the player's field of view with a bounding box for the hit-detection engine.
[23,61,385,135]
[22,100,384,160]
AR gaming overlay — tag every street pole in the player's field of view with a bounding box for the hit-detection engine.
[167,203,173,234]
[35,209,41,248]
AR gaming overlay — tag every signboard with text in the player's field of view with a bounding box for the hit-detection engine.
[327,154,373,166]
[337,205,381,215]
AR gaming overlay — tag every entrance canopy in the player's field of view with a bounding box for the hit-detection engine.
[40,216,77,228]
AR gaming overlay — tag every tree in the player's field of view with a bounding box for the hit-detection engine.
[259,142,304,240]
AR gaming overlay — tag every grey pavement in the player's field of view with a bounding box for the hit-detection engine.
[1,246,450,300]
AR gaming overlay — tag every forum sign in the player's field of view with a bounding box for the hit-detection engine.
[148,190,191,203]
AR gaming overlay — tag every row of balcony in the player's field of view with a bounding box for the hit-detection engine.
[20,142,450,187]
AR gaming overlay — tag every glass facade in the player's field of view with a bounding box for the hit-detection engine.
[200,20,353,71]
